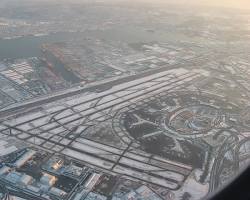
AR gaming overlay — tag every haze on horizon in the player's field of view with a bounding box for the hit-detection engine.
[3,0,250,10]
[130,0,250,10]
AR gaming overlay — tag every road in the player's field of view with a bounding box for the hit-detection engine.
[209,134,239,192]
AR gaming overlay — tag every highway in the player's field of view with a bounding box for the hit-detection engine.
[209,134,239,192]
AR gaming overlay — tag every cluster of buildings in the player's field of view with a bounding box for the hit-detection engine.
[0,57,70,109]
[112,185,162,200]
[0,148,108,200]
[0,144,167,200]
[40,38,200,90]
[0,149,67,200]
[72,189,107,200]
[1,61,34,85]
[123,43,196,71]
[42,42,124,84]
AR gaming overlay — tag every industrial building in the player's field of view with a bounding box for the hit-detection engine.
[4,171,33,185]
[49,187,67,198]
[84,173,101,190]
[40,173,57,187]
[14,150,36,168]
